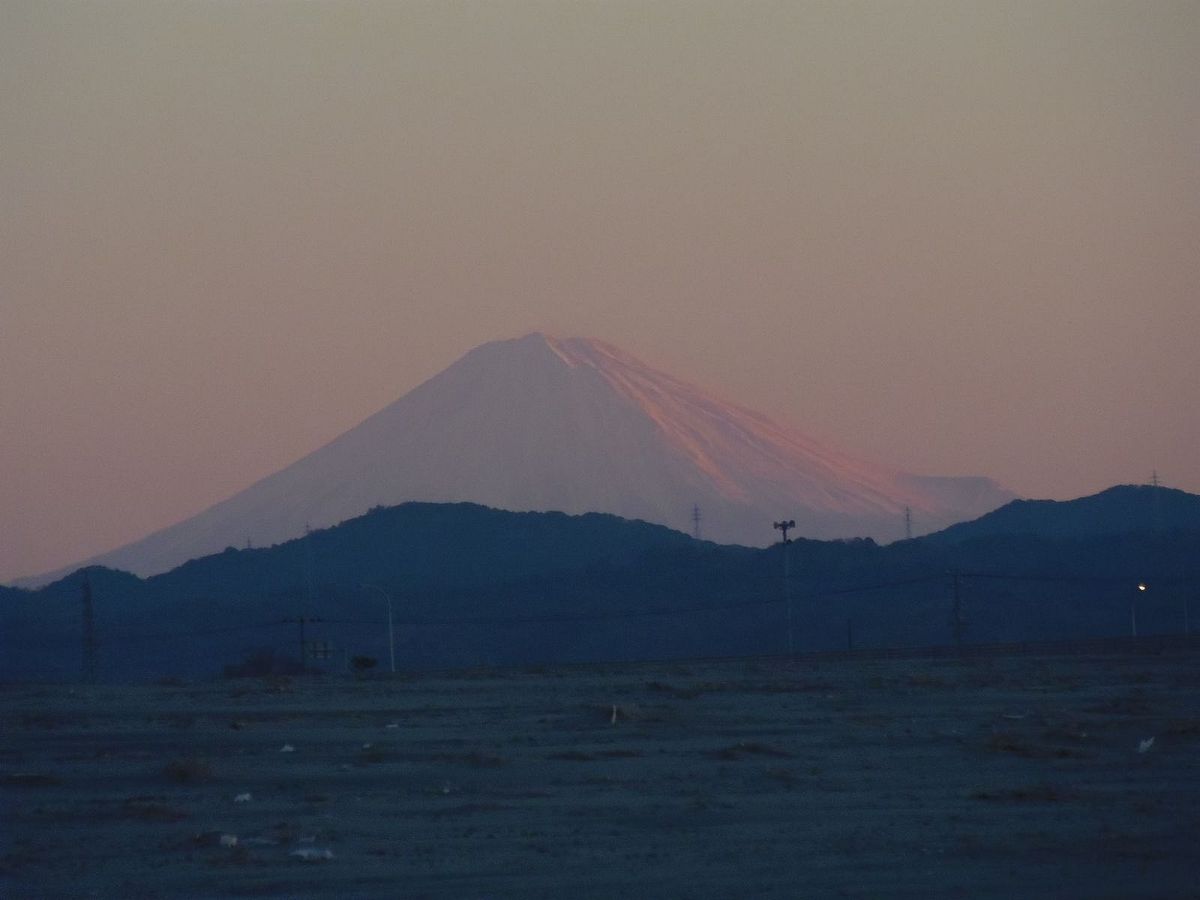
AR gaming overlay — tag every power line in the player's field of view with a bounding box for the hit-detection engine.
[20,569,1198,653]
[316,574,948,630]
[101,620,288,642]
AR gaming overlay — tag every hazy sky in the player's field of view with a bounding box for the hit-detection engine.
[3,1,1198,582]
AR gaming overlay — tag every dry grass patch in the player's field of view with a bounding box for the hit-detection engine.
[765,767,800,788]
[906,673,949,688]
[710,741,792,761]
[547,748,642,761]
[984,732,1086,760]
[548,750,595,761]
[162,757,214,783]
[970,783,1076,803]
[1,772,62,787]
[121,796,189,821]
[1163,718,1200,738]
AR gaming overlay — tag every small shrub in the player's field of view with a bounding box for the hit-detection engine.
[358,746,392,764]
[460,751,506,768]
[223,648,304,678]
[547,750,594,761]
[985,732,1031,755]
[122,796,189,821]
[163,758,213,783]
[766,768,799,788]
[709,741,792,761]
[970,783,1072,803]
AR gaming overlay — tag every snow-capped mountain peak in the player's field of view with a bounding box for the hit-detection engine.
[30,333,1014,580]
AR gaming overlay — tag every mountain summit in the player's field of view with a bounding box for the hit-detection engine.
[36,333,1014,579]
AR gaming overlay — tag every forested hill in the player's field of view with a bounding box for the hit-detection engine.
[3,492,1198,681]
[925,484,1200,543]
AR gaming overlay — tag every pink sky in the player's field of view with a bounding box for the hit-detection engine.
[3,1,1198,583]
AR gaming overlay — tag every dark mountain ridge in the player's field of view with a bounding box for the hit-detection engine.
[3,488,1197,681]
[926,484,1200,543]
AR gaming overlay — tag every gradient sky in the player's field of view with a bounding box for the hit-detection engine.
[3,1,1198,582]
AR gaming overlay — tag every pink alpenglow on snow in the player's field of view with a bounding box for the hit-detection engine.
[32,334,1014,581]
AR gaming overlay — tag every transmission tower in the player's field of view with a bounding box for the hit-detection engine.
[691,505,702,540]
[81,574,98,682]
[904,506,913,541]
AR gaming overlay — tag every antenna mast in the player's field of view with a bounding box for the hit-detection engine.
[691,505,702,540]
[904,506,913,541]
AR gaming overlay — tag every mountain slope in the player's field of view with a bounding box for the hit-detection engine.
[28,333,1014,581]
[6,498,1199,681]
[925,484,1200,544]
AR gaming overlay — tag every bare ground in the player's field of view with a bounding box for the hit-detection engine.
[2,651,1199,899]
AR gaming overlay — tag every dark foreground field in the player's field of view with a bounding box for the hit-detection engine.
[3,651,1198,899]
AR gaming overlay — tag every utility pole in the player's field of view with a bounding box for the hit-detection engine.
[361,584,396,674]
[1132,583,1145,639]
[950,570,965,653]
[691,505,702,540]
[81,574,98,682]
[904,506,913,541]
[283,615,323,673]
[304,523,315,610]
[774,520,796,658]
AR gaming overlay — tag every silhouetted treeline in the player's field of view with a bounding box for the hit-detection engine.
[3,488,1198,680]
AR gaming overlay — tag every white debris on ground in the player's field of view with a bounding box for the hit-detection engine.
[233,792,252,802]
[1138,737,1156,754]
[279,744,295,753]
[219,835,238,848]
[290,847,334,861]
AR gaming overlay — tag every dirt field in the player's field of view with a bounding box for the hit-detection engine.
[3,651,1198,899]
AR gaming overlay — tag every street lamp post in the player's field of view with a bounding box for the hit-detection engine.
[361,584,396,674]
[1133,582,1146,639]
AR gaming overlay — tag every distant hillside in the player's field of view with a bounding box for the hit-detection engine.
[925,485,1200,544]
[3,498,1198,682]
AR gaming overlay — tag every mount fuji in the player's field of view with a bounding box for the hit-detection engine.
[33,333,1015,581]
